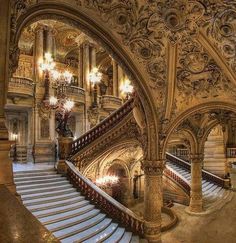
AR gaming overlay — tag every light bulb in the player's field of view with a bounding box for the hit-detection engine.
[64,99,74,111]
[49,96,58,106]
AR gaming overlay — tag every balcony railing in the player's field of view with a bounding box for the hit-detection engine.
[100,95,123,111]
[176,148,189,160]
[65,86,85,104]
[227,147,236,158]
[70,98,134,156]
[8,77,34,97]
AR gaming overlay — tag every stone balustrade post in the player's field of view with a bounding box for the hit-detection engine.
[189,154,203,213]
[142,160,165,243]
[57,137,73,174]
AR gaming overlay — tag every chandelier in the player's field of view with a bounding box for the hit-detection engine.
[39,53,75,137]
[95,175,119,188]
[89,67,102,108]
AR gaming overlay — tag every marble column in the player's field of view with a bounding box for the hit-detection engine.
[45,27,54,55]
[0,0,16,194]
[34,24,44,84]
[189,154,203,213]
[142,160,164,243]
[118,65,124,98]
[83,42,91,130]
[91,45,96,70]
[112,59,118,97]
[79,45,84,88]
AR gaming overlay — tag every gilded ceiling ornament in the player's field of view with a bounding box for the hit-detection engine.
[202,1,236,73]
[176,38,236,105]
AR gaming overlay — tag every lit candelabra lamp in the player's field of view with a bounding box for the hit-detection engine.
[95,175,119,188]
[120,79,134,100]
[89,67,102,108]
[39,52,74,137]
[12,133,18,163]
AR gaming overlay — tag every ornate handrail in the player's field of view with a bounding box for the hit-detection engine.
[164,166,191,196]
[70,98,134,156]
[8,77,34,96]
[166,152,228,188]
[66,160,144,236]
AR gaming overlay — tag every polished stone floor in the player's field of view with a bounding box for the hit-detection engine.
[0,185,59,243]
[162,193,236,243]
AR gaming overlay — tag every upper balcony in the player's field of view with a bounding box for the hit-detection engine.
[65,86,85,104]
[100,95,123,112]
[8,77,34,98]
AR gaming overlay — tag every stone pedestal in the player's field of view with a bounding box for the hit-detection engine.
[189,154,203,213]
[142,160,164,243]
[57,137,73,174]
[0,140,16,194]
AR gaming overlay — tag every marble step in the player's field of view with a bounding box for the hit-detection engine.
[54,213,106,239]
[14,169,55,175]
[14,170,57,178]
[23,192,80,206]
[40,204,95,225]
[202,183,216,192]
[15,177,67,186]
[14,174,61,182]
[17,184,73,195]
[28,196,85,212]
[83,222,118,243]
[119,232,132,243]
[21,187,76,200]
[16,180,69,190]
[60,218,112,243]
[103,227,125,243]
[33,200,90,218]
[46,209,101,232]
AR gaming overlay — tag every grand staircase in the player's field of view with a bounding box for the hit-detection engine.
[14,169,142,243]
[166,153,233,211]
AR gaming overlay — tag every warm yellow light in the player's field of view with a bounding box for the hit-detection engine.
[39,52,55,71]
[64,99,74,111]
[12,133,18,140]
[49,96,58,106]
[89,67,102,85]
[120,79,133,95]
[63,71,73,83]
[95,175,119,186]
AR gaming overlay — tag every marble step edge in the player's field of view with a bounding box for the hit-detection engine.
[28,196,85,212]
[40,204,95,225]
[34,200,90,218]
[23,192,80,206]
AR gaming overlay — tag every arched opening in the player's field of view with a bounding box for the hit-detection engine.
[204,124,227,177]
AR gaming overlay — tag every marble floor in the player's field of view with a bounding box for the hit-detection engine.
[162,193,236,243]
[13,162,55,172]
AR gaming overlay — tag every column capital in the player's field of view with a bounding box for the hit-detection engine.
[190,153,204,163]
[141,159,165,176]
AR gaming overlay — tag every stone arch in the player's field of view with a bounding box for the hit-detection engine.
[162,101,236,158]
[10,2,159,160]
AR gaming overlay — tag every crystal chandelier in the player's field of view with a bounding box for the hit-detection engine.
[95,175,119,188]
[120,79,134,100]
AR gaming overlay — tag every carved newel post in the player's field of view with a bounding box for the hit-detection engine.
[57,137,73,174]
[189,154,203,212]
[142,160,165,243]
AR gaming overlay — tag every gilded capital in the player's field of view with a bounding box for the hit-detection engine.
[141,159,165,176]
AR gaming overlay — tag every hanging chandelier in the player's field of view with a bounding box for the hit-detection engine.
[95,175,119,187]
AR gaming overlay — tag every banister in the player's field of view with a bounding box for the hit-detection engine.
[166,152,228,188]
[65,160,144,235]
[66,160,178,235]
[70,98,134,155]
